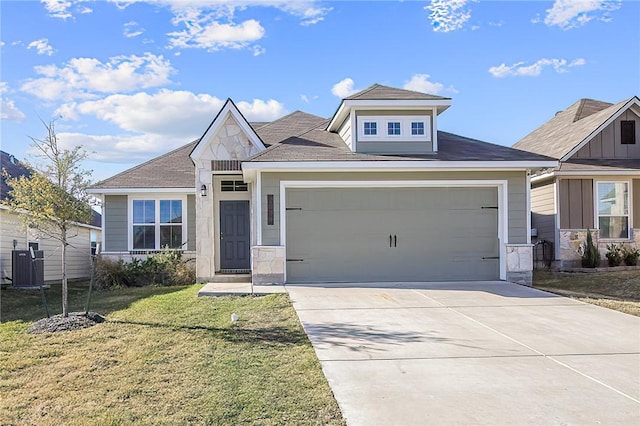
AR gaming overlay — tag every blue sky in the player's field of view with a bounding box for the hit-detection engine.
[1,0,638,181]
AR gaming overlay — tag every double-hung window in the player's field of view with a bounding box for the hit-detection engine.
[132,198,184,249]
[597,182,629,239]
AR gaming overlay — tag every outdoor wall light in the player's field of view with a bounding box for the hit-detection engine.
[200,184,208,197]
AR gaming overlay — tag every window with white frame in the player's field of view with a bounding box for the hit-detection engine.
[597,182,629,239]
[358,116,431,142]
[132,199,184,249]
[363,121,377,135]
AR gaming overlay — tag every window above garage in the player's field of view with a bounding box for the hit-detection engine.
[357,115,431,143]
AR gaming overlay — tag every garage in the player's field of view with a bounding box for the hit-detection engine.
[285,186,500,283]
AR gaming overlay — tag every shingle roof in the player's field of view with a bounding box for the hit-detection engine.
[90,141,197,189]
[248,128,553,163]
[513,97,635,159]
[254,111,328,146]
[345,84,451,101]
[1,150,31,200]
[558,159,640,173]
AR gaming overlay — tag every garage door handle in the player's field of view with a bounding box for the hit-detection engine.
[389,234,393,247]
[394,235,397,247]
[286,259,304,262]
[482,256,500,260]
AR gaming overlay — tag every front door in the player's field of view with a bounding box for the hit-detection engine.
[220,200,250,270]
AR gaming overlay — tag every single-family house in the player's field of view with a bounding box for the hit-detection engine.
[88,84,555,285]
[1,151,102,284]
[514,96,640,267]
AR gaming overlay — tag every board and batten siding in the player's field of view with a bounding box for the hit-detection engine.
[260,170,528,246]
[104,195,128,252]
[0,210,96,283]
[558,179,594,229]
[531,180,556,244]
[574,109,640,160]
[634,179,640,228]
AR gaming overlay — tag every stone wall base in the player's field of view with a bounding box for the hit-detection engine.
[506,270,533,286]
[251,246,285,285]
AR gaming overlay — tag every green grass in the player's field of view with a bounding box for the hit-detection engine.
[533,269,640,316]
[0,283,345,425]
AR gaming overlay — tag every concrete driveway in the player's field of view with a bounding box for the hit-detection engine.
[286,281,640,426]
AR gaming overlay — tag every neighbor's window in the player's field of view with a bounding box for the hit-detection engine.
[387,122,401,135]
[597,182,629,239]
[411,122,425,135]
[133,200,155,249]
[221,180,248,192]
[363,122,377,135]
[133,199,184,249]
[621,120,636,145]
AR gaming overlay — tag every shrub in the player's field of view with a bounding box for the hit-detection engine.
[622,244,640,266]
[95,258,130,290]
[94,248,196,289]
[605,243,623,267]
[581,229,600,268]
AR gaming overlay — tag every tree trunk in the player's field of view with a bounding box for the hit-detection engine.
[62,236,68,317]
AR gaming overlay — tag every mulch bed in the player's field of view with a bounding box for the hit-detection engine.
[27,312,105,334]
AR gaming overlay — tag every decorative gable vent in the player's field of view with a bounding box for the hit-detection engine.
[212,160,242,171]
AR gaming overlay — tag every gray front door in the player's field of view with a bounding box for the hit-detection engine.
[220,200,250,270]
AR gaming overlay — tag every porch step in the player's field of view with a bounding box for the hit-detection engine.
[211,274,252,283]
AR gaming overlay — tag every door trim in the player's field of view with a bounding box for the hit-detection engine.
[279,180,509,282]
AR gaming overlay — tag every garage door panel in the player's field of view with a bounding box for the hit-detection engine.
[286,187,499,283]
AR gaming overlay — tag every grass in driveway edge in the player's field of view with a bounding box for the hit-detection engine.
[0,284,345,425]
[533,269,640,317]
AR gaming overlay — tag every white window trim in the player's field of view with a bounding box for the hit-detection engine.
[128,194,188,251]
[595,180,632,240]
[279,180,509,283]
[357,115,431,142]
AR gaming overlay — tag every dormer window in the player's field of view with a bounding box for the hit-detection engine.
[387,122,401,135]
[358,115,431,142]
[363,121,377,135]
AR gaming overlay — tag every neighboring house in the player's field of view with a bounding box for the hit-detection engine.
[0,151,102,284]
[514,96,640,267]
[88,84,555,285]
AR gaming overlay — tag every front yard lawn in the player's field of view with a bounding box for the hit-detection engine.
[533,269,640,317]
[0,283,345,425]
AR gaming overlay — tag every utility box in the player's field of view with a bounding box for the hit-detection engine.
[11,250,44,287]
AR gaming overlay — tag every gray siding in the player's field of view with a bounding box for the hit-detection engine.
[104,195,128,251]
[187,194,196,251]
[355,110,434,155]
[531,181,556,244]
[261,170,528,246]
[558,179,594,229]
[574,109,640,159]
[634,179,640,228]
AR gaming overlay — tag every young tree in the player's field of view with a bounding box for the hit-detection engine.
[3,120,93,317]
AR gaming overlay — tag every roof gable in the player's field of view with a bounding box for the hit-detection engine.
[514,96,640,160]
[190,98,266,162]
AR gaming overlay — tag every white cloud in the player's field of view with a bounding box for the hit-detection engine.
[489,58,587,78]
[167,11,265,51]
[20,53,174,101]
[123,21,145,38]
[56,89,287,135]
[41,0,93,19]
[54,89,288,161]
[27,38,55,56]
[425,0,474,33]
[1,83,26,122]
[543,0,621,29]
[331,78,360,98]
[403,74,444,94]
[0,41,5,47]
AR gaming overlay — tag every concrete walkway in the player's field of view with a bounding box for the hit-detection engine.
[198,282,286,297]
[287,281,640,426]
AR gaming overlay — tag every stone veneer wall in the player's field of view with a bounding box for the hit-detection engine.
[251,246,285,285]
[558,228,640,268]
[505,244,533,286]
